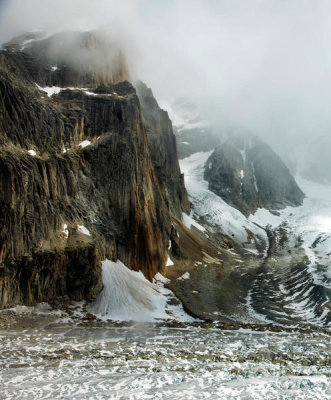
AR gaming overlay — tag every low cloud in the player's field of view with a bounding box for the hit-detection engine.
[2,0,331,158]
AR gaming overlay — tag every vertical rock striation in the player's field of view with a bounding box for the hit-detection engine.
[135,81,190,218]
[0,32,185,308]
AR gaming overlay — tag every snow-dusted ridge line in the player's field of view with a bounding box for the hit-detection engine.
[35,84,112,98]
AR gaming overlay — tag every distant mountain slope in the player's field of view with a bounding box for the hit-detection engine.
[204,134,305,216]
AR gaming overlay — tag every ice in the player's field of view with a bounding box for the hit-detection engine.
[27,149,36,156]
[153,272,170,284]
[77,225,91,236]
[79,140,91,148]
[83,90,98,96]
[249,208,282,228]
[177,272,190,280]
[240,169,244,179]
[1,322,329,399]
[36,85,106,98]
[36,84,63,97]
[89,260,194,322]
[166,256,174,266]
[62,224,69,239]
[20,38,38,51]
[50,65,58,71]
[250,176,331,289]
[251,162,259,192]
[182,212,206,232]
[180,152,267,248]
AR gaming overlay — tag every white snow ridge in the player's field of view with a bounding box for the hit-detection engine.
[89,260,194,322]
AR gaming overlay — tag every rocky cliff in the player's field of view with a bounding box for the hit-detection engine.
[0,32,188,308]
[204,134,305,216]
[135,82,190,218]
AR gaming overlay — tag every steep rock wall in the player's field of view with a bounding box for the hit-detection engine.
[0,33,178,308]
[135,81,190,218]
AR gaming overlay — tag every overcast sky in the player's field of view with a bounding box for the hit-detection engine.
[1,0,331,153]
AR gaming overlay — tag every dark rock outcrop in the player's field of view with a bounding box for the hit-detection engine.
[5,31,129,88]
[204,134,305,216]
[135,81,190,218]
[0,32,186,308]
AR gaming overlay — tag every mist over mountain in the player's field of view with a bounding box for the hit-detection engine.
[2,0,331,169]
[1,3,331,399]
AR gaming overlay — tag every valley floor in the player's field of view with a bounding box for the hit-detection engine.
[0,307,330,400]
[168,153,331,327]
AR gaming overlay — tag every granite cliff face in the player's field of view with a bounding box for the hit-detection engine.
[204,134,305,216]
[135,82,190,218]
[0,32,188,308]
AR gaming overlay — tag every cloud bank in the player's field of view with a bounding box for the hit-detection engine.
[2,0,331,154]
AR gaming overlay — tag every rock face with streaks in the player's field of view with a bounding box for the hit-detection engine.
[135,81,190,218]
[204,134,305,216]
[0,32,188,308]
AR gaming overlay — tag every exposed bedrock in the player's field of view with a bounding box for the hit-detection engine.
[0,32,188,308]
[204,134,305,216]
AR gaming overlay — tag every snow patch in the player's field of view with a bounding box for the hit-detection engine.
[251,162,259,192]
[79,140,91,148]
[153,272,170,285]
[249,208,282,228]
[62,224,69,239]
[83,90,98,96]
[36,85,106,98]
[77,225,91,236]
[27,149,37,156]
[89,260,194,322]
[20,38,36,51]
[166,256,174,266]
[36,84,63,97]
[177,272,190,281]
[180,152,267,248]
[50,65,58,71]
[183,212,206,232]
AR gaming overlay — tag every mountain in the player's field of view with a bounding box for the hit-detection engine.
[204,134,305,216]
[0,31,188,308]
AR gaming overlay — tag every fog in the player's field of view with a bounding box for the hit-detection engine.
[1,0,331,163]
